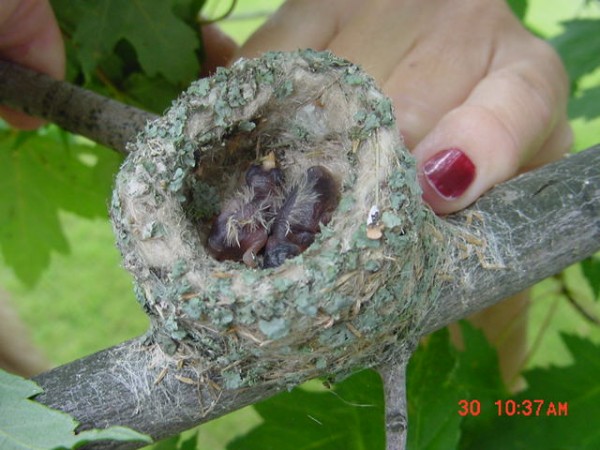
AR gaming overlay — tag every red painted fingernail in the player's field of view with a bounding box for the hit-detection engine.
[423,148,476,200]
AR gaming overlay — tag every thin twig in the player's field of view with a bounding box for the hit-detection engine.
[554,273,600,326]
[198,0,239,25]
[379,362,409,450]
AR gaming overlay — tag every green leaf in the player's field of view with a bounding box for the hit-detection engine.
[408,323,504,450]
[178,433,198,450]
[228,323,503,450]
[505,0,528,21]
[0,369,152,450]
[453,322,505,402]
[148,431,198,450]
[0,370,43,400]
[581,255,600,300]
[569,85,600,121]
[145,434,180,450]
[0,129,122,285]
[173,0,208,27]
[462,334,600,449]
[407,329,462,450]
[227,370,385,450]
[125,73,183,114]
[551,19,600,85]
[52,0,200,85]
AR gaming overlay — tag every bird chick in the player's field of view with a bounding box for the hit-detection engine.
[207,155,284,267]
[263,165,340,268]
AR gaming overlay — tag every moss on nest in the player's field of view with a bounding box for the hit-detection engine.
[111,50,447,389]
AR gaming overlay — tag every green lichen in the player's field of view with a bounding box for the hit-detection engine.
[225,83,250,107]
[381,211,404,230]
[373,97,395,126]
[209,307,234,327]
[295,290,318,316]
[318,324,355,347]
[155,333,178,356]
[187,77,210,96]
[352,225,383,250]
[141,160,156,175]
[322,295,354,315]
[291,124,309,140]
[169,168,187,192]
[213,99,231,128]
[315,357,327,370]
[344,65,367,86]
[112,50,441,392]
[170,259,187,280]
[222,371,243,390]
[180,297,203,320]
[349,96,397,139]
[337,195,356,213]
[275,79,294,99]
[165,316,187,340]
[255,65,275,85]
[363,259,381,273]
[259,318,289,340]
[186,181,220,220]
[140,221,165,240]
[238,120,256,132]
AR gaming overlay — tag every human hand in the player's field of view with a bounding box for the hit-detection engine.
[232,0,572,214]
[0,0,65,129]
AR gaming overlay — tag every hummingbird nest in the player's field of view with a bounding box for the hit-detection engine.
[111,50,446,390]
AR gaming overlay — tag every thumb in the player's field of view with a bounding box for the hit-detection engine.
[0,0,64,129]
[412,62,571,215]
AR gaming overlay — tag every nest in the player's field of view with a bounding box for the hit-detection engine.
[111,50,445,389]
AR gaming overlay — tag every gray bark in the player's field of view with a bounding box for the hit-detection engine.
[32,145,600,448]
[380,362,410,450]
[424,147,600,332]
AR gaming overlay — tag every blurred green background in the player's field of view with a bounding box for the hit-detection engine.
[0,0,598,448]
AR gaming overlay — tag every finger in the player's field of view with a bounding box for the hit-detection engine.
[0,106,46,130]
[326,0,422,83]
[0,0,64,129]
[382,39,490,149]
[414,54,568,214]
[378,0,531,150]
[232,0,343,60]
[200,23,238,77]
[522,116,572,171]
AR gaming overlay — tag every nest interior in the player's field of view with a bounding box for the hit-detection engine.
[111,50,444,389]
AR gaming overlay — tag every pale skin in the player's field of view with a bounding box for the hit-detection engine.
[0,0,64,129]
[1,0,571,388]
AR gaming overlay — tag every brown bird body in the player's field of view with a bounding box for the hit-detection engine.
[263,166,340,268]
[207,159,284,267]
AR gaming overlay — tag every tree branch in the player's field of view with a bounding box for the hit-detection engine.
[379,361,410,450]
[0,60,157,154]
[32,145,600,448]
[422,146,600,333]
[4,57,597,449]
[5,57,596,449]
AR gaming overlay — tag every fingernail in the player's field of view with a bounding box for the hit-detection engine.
[423,148,476,199]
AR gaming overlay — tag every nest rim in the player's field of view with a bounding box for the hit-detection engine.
[111,50,435,387]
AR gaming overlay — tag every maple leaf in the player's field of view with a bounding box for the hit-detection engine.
[227,324,504,450]
[52,0,200,85]
[0,129,121,285]
[462,334,600,449]
[0,369,151,449]
[227,370,385,450]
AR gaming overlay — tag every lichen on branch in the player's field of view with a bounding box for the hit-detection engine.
[110,50,448,394]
